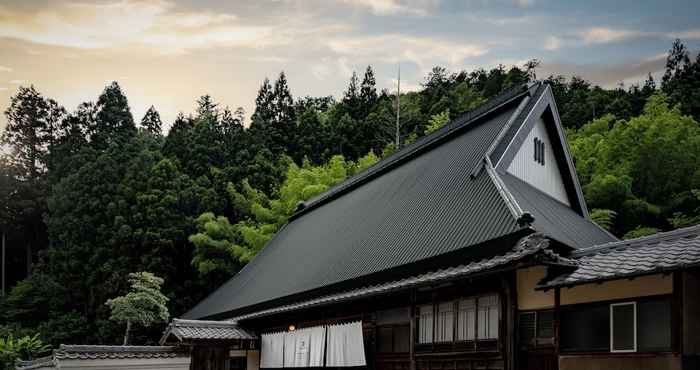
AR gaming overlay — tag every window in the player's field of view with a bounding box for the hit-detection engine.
[611,302,636,352]
[418,305,433,344]
[638,298,672,351]
[533,137,545,165]
[478,295,499,340]
[519,310,554,348]
[561,297,672,353]
[560,304,610,352]
[417,294,500,346]
[377,325,410,353]
[457,299,476,341]
[436,302,454,342]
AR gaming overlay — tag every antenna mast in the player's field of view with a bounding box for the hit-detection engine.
[395,64,401,149]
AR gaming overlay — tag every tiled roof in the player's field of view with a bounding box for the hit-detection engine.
[15,356,55,370]
[54,345,187,359]
[16,346,186,370]
[540,225,700,288]
[229,234,571,322]
[160,319,257,344]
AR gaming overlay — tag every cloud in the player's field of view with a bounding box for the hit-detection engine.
[544,36,561,50]
[0,65,11,72]
[541,52,667,88]
[667,29,700,40]
[388,78,421,93]
[338,0,438,15]
[515,0,534,8]
[0,0,274,54]
[326,34,487,70]
[581,27,644,44]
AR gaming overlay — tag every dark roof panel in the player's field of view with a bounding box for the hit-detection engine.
[499,173,616,249]
[184,94,527,320]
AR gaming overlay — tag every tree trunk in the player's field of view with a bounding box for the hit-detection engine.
[1,231,5,297]
[26,241,32,276]
[123,320,131,346]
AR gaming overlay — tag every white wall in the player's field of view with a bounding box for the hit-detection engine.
[507,117,570,205]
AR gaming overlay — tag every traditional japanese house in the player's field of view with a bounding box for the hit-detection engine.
[165,82,700,370]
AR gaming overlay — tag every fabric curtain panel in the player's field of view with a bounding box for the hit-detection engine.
[418,305,434,344]
[283,327,326,367]
[261,332,285,368]
[326,321,366,367]
[477,295,499,339]
[457,298,476,341]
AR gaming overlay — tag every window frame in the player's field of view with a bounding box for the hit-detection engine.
[610,301,637,353]
[416,293,500,346]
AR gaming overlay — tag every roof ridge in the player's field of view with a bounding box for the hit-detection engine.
[573,224,700,257]
[289,82,536,221]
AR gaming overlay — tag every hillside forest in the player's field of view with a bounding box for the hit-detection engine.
[1,40,700,348]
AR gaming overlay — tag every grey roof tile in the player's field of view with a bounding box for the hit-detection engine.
[160,319,257,344]
[540,225,700,288]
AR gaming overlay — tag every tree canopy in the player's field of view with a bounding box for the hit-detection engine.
[1,40,700,346]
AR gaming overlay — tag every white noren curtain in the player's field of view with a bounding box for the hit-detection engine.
[325,321,366,367]
[283,326,326,367]
[261,332,285,368]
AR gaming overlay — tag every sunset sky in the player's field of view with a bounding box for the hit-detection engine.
[1,0,699,132]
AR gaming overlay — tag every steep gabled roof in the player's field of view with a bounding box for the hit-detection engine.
[184,82,615,320]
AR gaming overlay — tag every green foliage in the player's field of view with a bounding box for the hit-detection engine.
[3,40,700,347]
[425,110,451,134]
[569,92,700,236]
[190,212,241,277]
[623,226,660,240]
[105,272,169,345]
[140,106,162,136]
[589,209,617,231]
[0,334,51,370]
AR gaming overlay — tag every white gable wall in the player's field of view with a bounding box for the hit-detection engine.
[507,116,570,205]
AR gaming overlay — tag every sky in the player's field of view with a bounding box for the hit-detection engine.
[0,0,699,132]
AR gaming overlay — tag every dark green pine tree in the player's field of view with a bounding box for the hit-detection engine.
[196,95,219,122]
[360,66,378,117]
[662,39,700,122]
[272,72,295,125]
[90,81,136,149]
[140,106,162,136]
[251,78,274,124]
[2,86,65,180]
[163,113,194,166]
[342,71,361,120]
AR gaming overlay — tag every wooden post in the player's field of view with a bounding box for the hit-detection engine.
[410,289,416,370]
[1,230,5,296]
[554,288,561,356]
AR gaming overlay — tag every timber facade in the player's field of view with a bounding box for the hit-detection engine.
[166,82,700,370]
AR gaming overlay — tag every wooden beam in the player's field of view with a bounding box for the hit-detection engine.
[554,287,561,357]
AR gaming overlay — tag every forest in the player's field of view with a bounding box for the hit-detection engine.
[1,39,700,350]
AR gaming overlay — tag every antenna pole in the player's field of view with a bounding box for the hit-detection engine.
[395,64,401,149]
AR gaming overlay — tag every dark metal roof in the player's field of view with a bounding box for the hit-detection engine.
[540,225,700,288]
[160,319,257,344]
[184,88,532,320]
[499,173,616,249]
[185,82,611,320]
[228,234,570,322]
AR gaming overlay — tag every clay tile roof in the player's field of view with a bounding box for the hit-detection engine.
[160,319,257,345]
[539,224,700,288]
